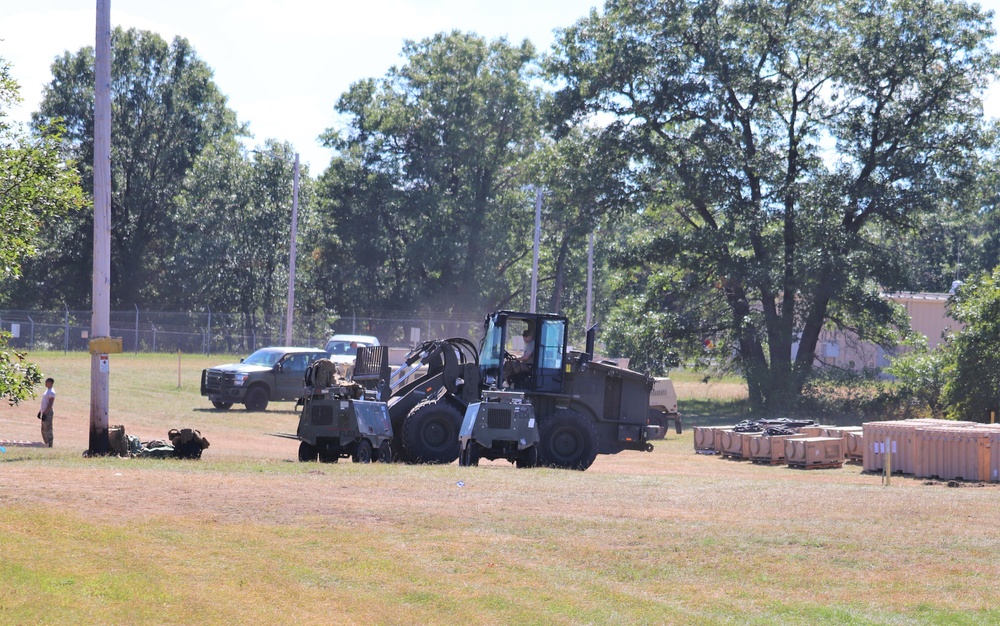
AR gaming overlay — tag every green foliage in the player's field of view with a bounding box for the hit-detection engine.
[172,138,312,338]
[17,28,244,309]
[885,342,949,417]
[941,271,1000,421]
[548,0,999,412]
[0,331,42,407]
[798,367,917,422]
[312,31,542,316]
[0,58,82,405]
[0,62,87,283]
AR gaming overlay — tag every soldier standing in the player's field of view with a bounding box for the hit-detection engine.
[37,377,55,447]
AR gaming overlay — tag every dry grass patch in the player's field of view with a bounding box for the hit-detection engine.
[1,353,999,623]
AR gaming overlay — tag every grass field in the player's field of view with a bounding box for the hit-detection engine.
[1,352,998,625]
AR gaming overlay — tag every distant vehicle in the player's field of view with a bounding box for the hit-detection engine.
[200,347,329,411]
[324,334,380,373]
[325,334,380,356]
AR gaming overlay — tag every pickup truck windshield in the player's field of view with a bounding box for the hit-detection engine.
[243,350,282,367]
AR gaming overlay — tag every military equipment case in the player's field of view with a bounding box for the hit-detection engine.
[297,397,393,462]
[459,390,539,467]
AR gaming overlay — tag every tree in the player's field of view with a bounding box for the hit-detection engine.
[0,58,85,404]
[940,272,1000,421]
[312,31,541,317]
[19,27,243,309]
[522,128,636,326]
[548,0,999,411]
[172,138,312,346]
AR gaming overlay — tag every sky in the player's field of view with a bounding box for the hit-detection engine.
[0,0,600,172]
[3,0,1000,174]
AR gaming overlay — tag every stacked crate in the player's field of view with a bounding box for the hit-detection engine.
[784,437,844,469]
[718,429,754,460]
[844,431,865,462]
[693,418,850,469]
[747,434,798,464]
[863,419,1000,482]
[818,426,863,459]
[693,426,725,454]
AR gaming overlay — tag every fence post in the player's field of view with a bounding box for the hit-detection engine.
[64,304,69,354]
[27,316,33,351]
[206,306,212,356]
[134,304,139,355]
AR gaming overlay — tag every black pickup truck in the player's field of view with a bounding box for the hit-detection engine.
[200,347,329,411]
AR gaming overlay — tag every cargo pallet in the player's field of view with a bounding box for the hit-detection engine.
[787,460,844,470]
[719,452,747,461]
[749,457,784,466]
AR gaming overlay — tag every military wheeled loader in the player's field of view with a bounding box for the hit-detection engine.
[352,310,676,471]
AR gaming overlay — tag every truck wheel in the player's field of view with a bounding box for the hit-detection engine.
[515,445,538,469]
[353,439,373,463]
[375,441,392,463]
[459,441,479,467]
[538,410,599,471]
[212,401,233,410]
[244,385,269,412]
[401,400,463,464]
[646,409,667,440]
[298,440,317,462]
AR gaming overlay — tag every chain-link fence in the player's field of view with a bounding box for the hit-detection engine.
[0,308,484,356]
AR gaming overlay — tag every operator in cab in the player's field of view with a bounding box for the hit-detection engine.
[504,327,534,386]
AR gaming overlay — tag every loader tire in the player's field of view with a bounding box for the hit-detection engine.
[538,409,599,471]
[401,400,463,464]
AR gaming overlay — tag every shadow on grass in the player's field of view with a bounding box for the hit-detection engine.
[681,398,752,427]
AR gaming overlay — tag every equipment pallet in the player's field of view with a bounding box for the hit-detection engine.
[749,458,783,465]
[787,461,843,470]
[719,452,747,461]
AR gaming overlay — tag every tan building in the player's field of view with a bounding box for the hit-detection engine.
[807,291,960,371]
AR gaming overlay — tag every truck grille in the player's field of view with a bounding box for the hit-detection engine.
[203,369,231,392]
[486,408,512,430]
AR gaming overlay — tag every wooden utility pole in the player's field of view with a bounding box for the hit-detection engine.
[284,153,299,346]
[89,0,111,454]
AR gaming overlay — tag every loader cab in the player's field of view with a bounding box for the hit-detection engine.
[480,311,567,393]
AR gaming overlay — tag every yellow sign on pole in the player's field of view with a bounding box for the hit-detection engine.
[89,337,123,354]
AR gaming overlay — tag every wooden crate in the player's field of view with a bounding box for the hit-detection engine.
[718,429,752,460]
[693,426,726,454]
[748,434,798,464]
[784,436,844,468]
[844,431,864,461]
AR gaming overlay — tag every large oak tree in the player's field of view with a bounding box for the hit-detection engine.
[549,0,999,411]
